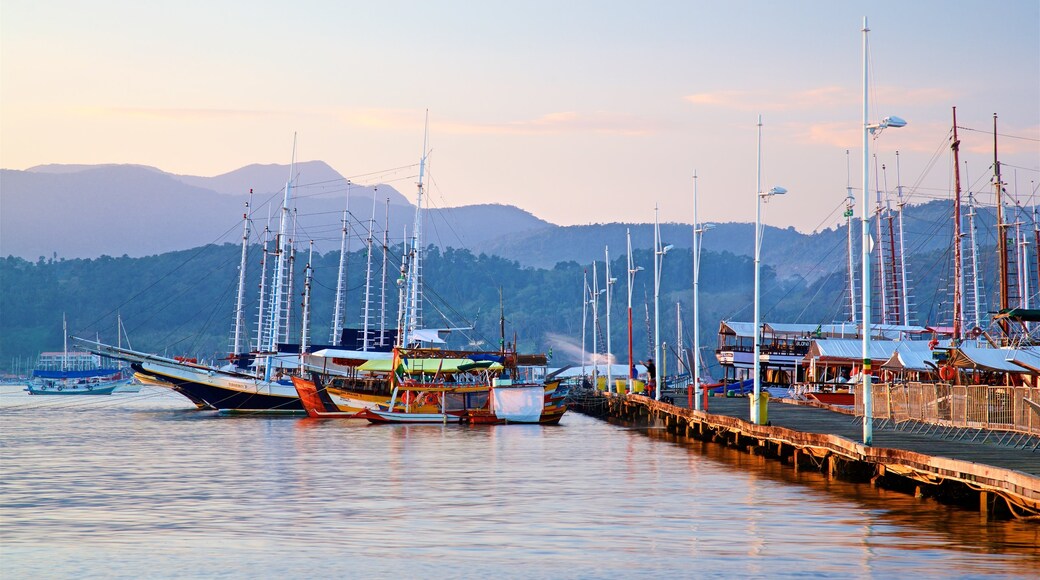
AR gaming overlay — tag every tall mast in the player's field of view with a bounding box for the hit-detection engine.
[995,114,1009,339]
[331,182,350,344]
[380,196,389,347]
[284,209,298,344]
[952,107,963,342]
[361,188,376,350]
[675,301,683,375]
[301,241,314,352]
[255,213,271,354]
[62,313,68,371]
[403,113,429,346]
[968,192,983,331]
[231,191,252,356]
[581,269,589,379]
[845,150,857,324]
[267,134,295,354]
[592,260,600,383]
[874,155,888,324]
[395,226,409,347]
[896,151,910,325]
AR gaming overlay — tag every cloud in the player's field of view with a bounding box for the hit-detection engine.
[684,85,955,113]
[91,106,280,120]
[339,108,659,136]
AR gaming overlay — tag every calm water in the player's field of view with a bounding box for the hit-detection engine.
[1,385,1038,579]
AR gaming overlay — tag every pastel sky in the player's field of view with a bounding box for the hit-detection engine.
[2,0,1038,233]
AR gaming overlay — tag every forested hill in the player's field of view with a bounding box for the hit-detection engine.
[2,242,836,378]
[1,227,967,376]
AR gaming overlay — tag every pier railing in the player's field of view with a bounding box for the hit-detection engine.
[855,383,1040,436]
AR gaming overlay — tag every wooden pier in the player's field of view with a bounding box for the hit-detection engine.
[576,392,1040,520]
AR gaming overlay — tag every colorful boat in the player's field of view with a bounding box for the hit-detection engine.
[26,318,130,396]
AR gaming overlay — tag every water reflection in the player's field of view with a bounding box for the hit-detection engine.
[1,385,1037,578]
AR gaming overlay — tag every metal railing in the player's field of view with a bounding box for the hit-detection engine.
[855,382,1040,436]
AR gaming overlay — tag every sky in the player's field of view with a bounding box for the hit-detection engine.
[2,0,1038,233]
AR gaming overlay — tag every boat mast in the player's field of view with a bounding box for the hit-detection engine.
[967,192,983,331]
[874,155,888,324]
[592,260,601,385]
[284,210,298,345]
[403,113,429,346]
[845,150,857,324]
[361,188,376,351]
[231,191,252,356]
[581,268,588,380]
[265,134,296,378]
[886,188,900,325]
[255,212,271,354]
[994,114,1009,339]
[62,313,68,371]
[1034,205,1040,301]
[952,107,963,342]
[675,301,683,376]
[896,151,911,325]
[1016,203,1028,310]
[380,196,389,347]
[331,182,350,345]
[301,241,314,352]
[395,226,409,347]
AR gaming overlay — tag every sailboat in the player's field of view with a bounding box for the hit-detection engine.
[75,139,309,412]
[26,315,130,395]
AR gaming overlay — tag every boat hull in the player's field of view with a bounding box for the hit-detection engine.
[136,361,302,412]
[25,382,123,395]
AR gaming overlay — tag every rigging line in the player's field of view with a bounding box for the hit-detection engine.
[761,230,845,321]
[955,126,1040,142]
[902,129,953,205]
[78,220,248,336]
[809,197,850,234]
[290,163,420,189]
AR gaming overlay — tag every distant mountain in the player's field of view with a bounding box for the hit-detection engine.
[0,163,554,261]
[3,162,1009,285]
[170,160,411,207]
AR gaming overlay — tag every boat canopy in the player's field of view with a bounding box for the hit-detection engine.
[880,341,944,372]
[358,358,503,374]
[719,320,927,340]
[32,368,121,379]
[806,338,899,362]
[945,346,1040,373]
[310,348,393,361]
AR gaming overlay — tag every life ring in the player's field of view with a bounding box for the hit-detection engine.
[938,365,955,381]
[401,390,415,405]
[57,386,63,391]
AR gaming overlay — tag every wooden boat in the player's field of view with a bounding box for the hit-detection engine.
[27,317,129,396]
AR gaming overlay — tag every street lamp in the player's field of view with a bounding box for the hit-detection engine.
[862,17,906,445]
[753,114,787,424]
[654,205,673,401]
[626,229,644,395]
[692,185,715,412]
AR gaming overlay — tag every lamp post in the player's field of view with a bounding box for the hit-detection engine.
[605,246,617,393]
[626,229,643,395]
[753,115,787,424]
[862,17,907,445]
[654,205,673,401]
[693,206,715,412]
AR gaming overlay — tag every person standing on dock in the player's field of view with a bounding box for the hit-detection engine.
[645,358,656,398]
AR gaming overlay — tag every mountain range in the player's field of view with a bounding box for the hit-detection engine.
[0,161,1003,282]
